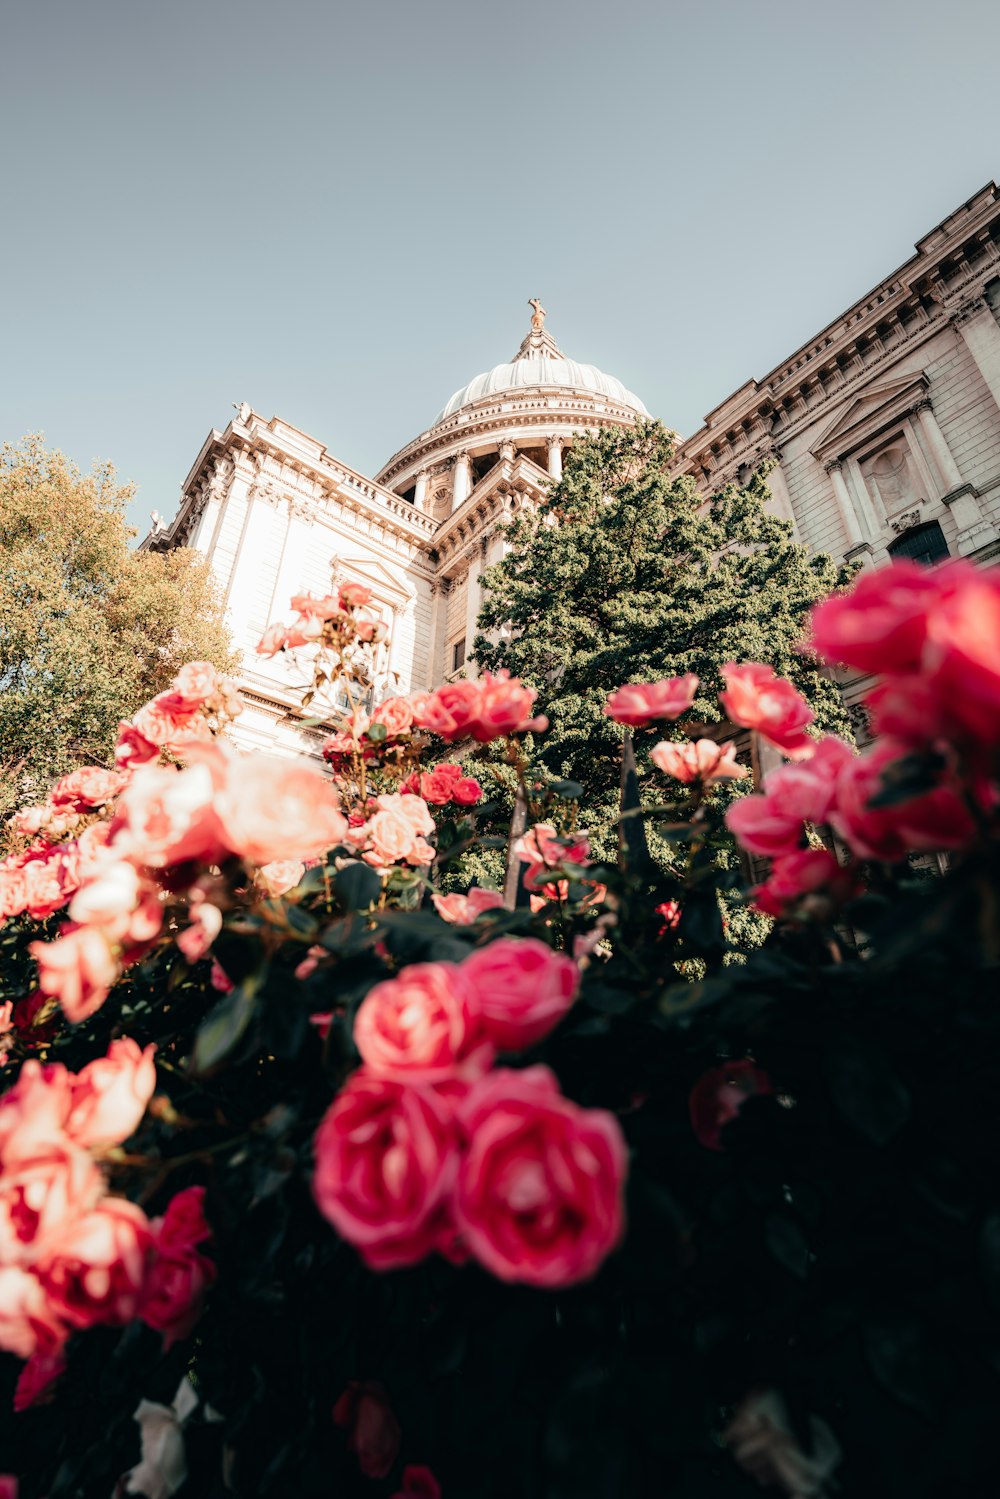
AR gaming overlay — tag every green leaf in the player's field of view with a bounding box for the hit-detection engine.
[825,1034,910,1145]
[191,975,259,1073]
[332,860,383,911]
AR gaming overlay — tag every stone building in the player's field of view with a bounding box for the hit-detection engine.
[150,183,1000,754]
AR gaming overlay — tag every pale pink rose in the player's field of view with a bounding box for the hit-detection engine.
[50,766,126,810]
[828,740,976,862]
[38,1197,153,1329]
[332,1382,401,1480]
[650,738,747,784]
[753,849,861,919]
[30,924,119,1024]
[605,674,699,726]
[132,695,202,749]
[454,1066,627,1287]
[290,591,343,620]
[66,1038,157,1148]
[431,888,504,924]
[68,858,141,927]
[169,661,221,708]
[112,761,225,869]
[13,1345,67,1410]
[0,1061,73,1158]
[312,1071,459,1269]
[725,736,855,857]
[719,663,815,759]
[74,818,115,875]
[0,1137,103,1265]
[807,559,952,674]
[513,823,592,891]
[386,792,435,837]
[364,793,435,868]
[114,720,159,770]
[176,900,223,962]
[283,616,325,647]
[461,937,580,1051]
[257,621,291,657]
[20,846,78,920]
[211,749,348,865]
[256,859,306,897]
[139,1186,216,1347]
[372,697,414,738]
[0,1266,67,1359]
[354,616,388,644]
[354,963,490,1080]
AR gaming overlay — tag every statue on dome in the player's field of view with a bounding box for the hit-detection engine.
[528,298,547,331]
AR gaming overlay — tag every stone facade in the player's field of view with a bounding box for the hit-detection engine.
[150,185,1000,757]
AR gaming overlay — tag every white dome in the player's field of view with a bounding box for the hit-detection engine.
[435,355,649,423]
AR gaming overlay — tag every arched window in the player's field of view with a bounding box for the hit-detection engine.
[888,520,949,565]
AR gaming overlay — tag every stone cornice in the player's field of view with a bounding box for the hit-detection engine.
[675,181,1000,479]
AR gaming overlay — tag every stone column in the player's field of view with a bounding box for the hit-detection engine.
[913,400,963,493]
[824,461,864,547]
[463,552,484,681]
[546,435,563,480]
[952,298,1000,413]
[757,450,799,537]
[413,471,428,511]
[452,451,472,512]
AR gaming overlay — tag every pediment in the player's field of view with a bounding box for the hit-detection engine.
[811,372,929,459]
[334,554,415,601]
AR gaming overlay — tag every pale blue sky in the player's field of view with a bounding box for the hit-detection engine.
[2,0,999,533]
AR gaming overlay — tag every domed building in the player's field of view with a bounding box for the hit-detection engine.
[150,304,650,755]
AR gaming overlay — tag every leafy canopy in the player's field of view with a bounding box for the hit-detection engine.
[0,435,237,810]
[474,420,852,809]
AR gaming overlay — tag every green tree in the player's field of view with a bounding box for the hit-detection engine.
[0,435,237,812]
[474,420,852,839]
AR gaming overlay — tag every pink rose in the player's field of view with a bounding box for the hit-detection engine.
[604,674,699,726]
[923,566,1000,745]
[461,937,580,1051]
[66,1038,157,1148]
[0,1478,16,1499]
[418,673,546,743]
[13,1345,67,1411]
[455,1067,627,1287]
[753,849,861,919]
[257,621,291,657]
[689,1059,773,1151]
[0,1267,66,1359]
[725,737,854,857]
[132,694,201,749]
[112,761,226,869]
[139,1186,216,1347]
[30,924,119,1024]
[452,775,482,806]
[0,1138,103,1265]
[50,767,126,810]
[807,560,949,674]
[372,697,415,737]
[0,1061,73,1157]
[38,1197,153,1329]
[354,963,490,1080]
[339,582,374,609]
[364,793,436,868]
[332,1381,401,1479]
[212,749,348,865]
[431,888,504,924]
[290,591,342,620]
[393,1467,442,1499]
[650,738,747,784]
[19,846,78,921]
[829,740,976,862]
[719,663,815,760]
[256,859,305,897]
[312,1072,458,1269]
[513,823,592,891]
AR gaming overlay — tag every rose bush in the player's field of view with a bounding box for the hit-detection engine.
[0,561,998,1496]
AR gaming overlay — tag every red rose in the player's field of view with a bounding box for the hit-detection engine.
[333,1381,401,1479]
[13,1345,67,1411]
[829,740,976,862]
[807,560,947,674]
[455,1067,627,1287]
[752,849,860,920]
[313,1072,458,1269]
[689,1060,773,1151]
[353,963,491,1081]
[139,1187,216,1348]
[460,937,580,1051]
[393,1465,442,1499]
